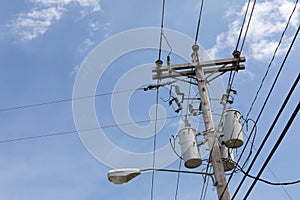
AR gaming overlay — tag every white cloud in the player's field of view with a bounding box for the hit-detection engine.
[8,0,101,40]
[9,7,64,40]
[208,0,300,61]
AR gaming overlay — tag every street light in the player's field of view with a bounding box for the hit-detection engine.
[107,168,213,184]
[108,168,141,184]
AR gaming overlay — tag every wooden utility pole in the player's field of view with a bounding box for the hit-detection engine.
[152,45,245,200]
[193,44,230,200]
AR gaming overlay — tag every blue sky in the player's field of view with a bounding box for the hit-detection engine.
[0,0,299,200]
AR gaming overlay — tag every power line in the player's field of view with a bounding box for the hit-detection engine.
[0,88,139,113]
[239,0,257,53]
[151,0,166,198]
[157,0,166,61]
[225,24,300,199]
[174,159,182,200]
[194,0,205,44]
[237,164,300,186]
[245,0,299,119]
[240,130,293,199]
[243,101,300,199]
[0,115,182,144]
[0,80,176,113]
[232,25,299,198]
[0,81,175,114]
[235,0,252,51]
[199,162,210,200]
[232,71,300,199]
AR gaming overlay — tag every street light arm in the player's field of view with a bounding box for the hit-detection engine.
[142,168,213,176]
[108,168,214,184]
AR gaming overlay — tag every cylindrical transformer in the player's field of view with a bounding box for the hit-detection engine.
[223,109,243,148]
[220,144,235,171]
[178,127,202,168]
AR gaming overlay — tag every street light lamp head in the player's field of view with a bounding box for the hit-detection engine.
[108,168,141,184]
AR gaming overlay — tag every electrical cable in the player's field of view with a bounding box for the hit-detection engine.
[235,0,252,51]
[0,88,140,113]
[194,0,205,44]
[0,79,177,113]
[0,115,182,144]
[237,164,300,186]
[239,0,257,53]
[151,0,166,197]
[245,0,299,119]
[236,129,293,199]
[169,135,183,159]
[231,72,300,199]
[243,102,300,199]
[222,25,300,199]
[174,159,182,200]
[157,0,166,61]
[162,33,173,56]
[240,118,257,169]
[199,162,210,200]
[244,137,294,200]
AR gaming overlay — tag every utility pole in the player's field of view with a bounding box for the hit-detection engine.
[152,45,245,200]
[193,44,230,200]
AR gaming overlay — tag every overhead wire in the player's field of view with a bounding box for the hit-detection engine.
[0,115,182,144]
[194,0,205,44]
[151,0,166,199]
[0,88,139,113]
[234,0,252,51]
[243,102,300,199]
[157,0,166,61]
[170,0,207,198]
[0,80,179,113]
[236,128,293,199]
[218,1,256,185]
[237,163,300,186]
[199,161,210,200]
[231,26,299,199]
[222,15,300,200]
[216,2,255,188]
[240,118,257,169]
[231,71,300,199]
[245,0,299,119]
[174,159,182,200]
[162,33,173,56]
[239,0,257,53]
[220,0,256,139]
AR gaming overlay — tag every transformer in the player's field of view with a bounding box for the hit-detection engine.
[178,127,202,168]
[223,109,244,148]
[220,144,235,171]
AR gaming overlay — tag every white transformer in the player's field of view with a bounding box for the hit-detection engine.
[220,144,235,171]
[223,109,244,148]
[178,127,202,168]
